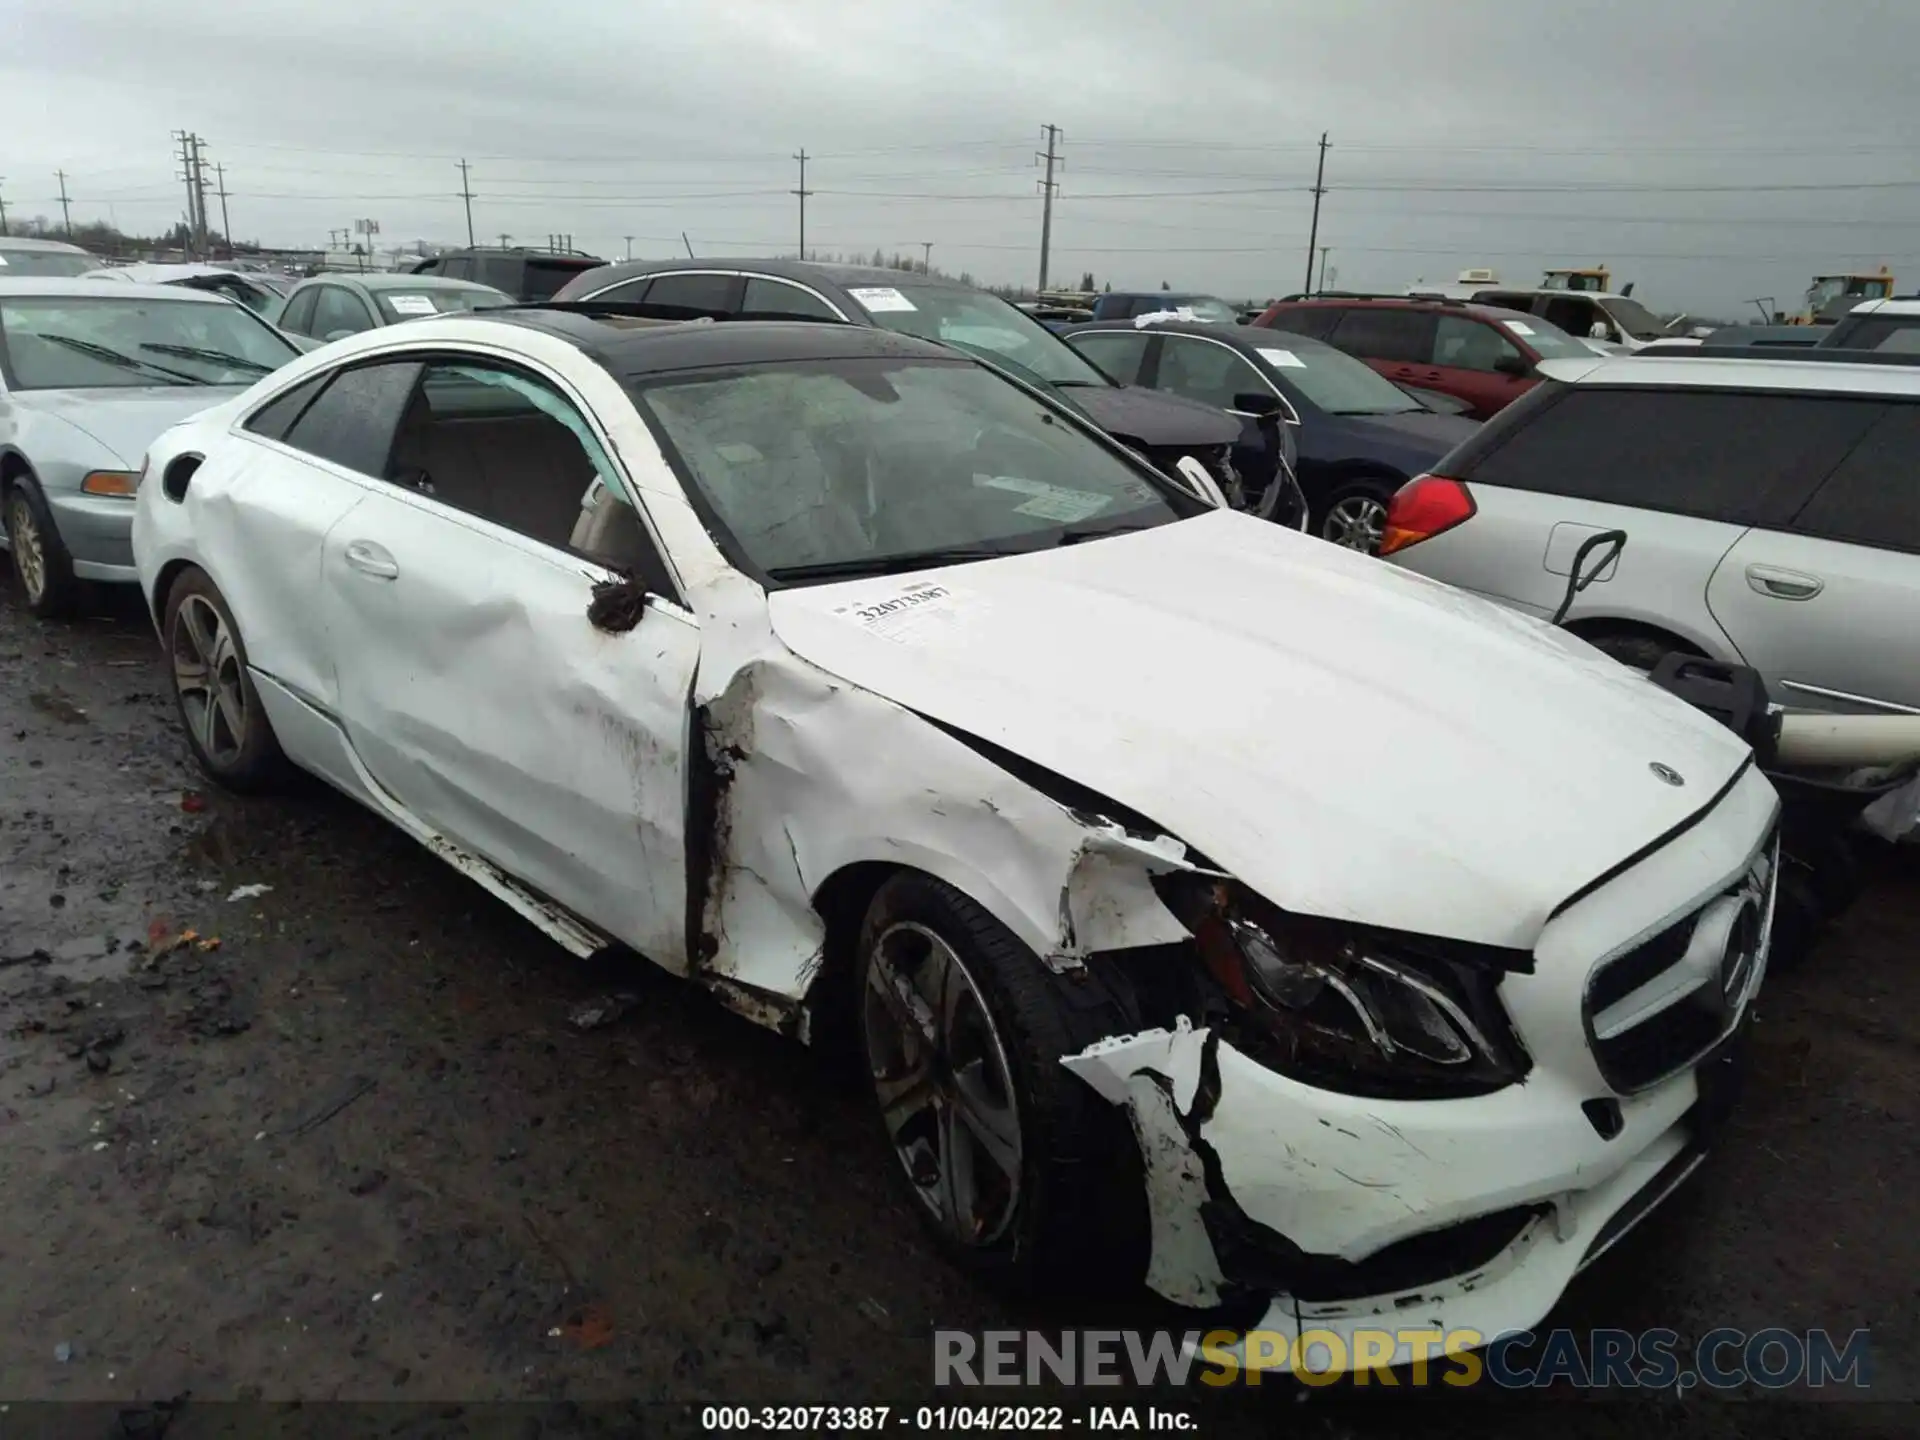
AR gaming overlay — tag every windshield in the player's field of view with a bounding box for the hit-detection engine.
[1264,340,1421,415]
[1140,296,1243,325]
[1502,314,1592,360]
[849,284,1111,388]
[373,286,511,322]
[631,357,1183,582]
[0,249,96,278]
[1601,296,1672,340]
[0,295,300,389]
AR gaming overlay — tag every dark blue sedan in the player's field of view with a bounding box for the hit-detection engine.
[1065,320,1479,551]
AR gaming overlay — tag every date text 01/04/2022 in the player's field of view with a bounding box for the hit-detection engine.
[699,1406,1197,1432]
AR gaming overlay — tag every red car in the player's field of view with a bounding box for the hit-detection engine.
[1252,296,1594,420]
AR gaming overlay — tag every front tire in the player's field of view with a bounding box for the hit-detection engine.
[855,873,1146,1295]
[5,477,80,619]
[1318,481,1393,553]
[163,568,287,792]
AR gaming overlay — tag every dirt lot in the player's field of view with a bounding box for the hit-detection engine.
[1,581,1915,1438]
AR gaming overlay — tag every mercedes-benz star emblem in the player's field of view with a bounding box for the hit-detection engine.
[1650,762,1685,787]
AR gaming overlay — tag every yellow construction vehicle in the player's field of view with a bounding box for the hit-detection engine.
[1796,267,1895,325]
[1541,266,1612,292]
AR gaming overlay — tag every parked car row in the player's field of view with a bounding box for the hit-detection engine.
[105,301,1782,1370]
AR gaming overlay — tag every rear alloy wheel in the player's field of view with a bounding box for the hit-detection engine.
[5,478,79,618]
[164,569,286,792]
[1320,485,1391,553]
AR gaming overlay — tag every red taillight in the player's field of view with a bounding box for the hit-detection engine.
[1380,474,1475,557]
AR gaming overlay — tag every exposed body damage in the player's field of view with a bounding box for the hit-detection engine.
[681,577,1206,1027]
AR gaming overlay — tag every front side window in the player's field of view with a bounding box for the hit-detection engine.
[280,288,320,335]
[1792,405,1920,553]
[631,357,1186,581]
[855,285,1108,389]
[1433,315,1524,373]
[1153,337,1268,411]
[312,286,374,339]
[1065,331,1151,385]
[740,277,840,321]
[387,361,627,558]
[1542,297,1603,339]
[0,295,299,389]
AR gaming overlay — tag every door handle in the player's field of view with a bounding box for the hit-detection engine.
[1745,563,1822,600]
[344,540,399,580]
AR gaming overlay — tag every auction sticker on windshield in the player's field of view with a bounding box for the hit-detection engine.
[827,582,980,645]
[1506,320,1535,336]
[387,294,438,316]
[974,473,1113,523]
[849,287,916,312]
[1257,347,1306,368]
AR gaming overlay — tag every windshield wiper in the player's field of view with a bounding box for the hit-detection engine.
[36,334,198,385]
[140,342,275,374]
[766,545,1025,582]
[1056,522,1154,546]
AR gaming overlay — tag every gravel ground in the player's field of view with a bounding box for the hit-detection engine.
[1,580,1914,1438]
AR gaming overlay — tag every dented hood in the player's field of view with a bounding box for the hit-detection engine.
[764,511,1759,949]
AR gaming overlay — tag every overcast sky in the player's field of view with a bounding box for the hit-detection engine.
[6,0,1918,316]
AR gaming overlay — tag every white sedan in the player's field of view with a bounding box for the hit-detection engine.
[132,309,1777,1369]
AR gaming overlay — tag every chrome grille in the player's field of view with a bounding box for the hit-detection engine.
[1583,836,1777,1094]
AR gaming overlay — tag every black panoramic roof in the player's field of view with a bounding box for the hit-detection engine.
[479,310,959,377]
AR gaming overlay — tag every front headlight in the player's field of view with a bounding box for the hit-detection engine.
[1176,884,1529,1097]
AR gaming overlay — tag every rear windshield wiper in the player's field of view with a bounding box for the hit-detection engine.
[36,333,198,385]
[766,545,1026,583]
[140,342,276,374]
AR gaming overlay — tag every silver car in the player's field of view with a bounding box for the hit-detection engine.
[0,236,99,278]
[79,262,290,323]
[1,278,303,618]
[276,273,512,343]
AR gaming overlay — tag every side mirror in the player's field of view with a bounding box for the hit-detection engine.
[1233,390,1284,418]
[1173,454,1229,509]
[1587,321,1612,341]
[1494,354,1531,378]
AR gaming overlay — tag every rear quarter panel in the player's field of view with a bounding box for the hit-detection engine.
[1387,484,1750,660]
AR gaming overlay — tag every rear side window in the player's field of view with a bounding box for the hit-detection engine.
[279,361,424,477]
[244,374,328,440]
[1263,306,1341,340]
[1792,404,1920,552]
[643,272,741,317]
[1328,307,1435,364]
[1460,388,1885,525]
[1067,331,1152,384]
[739,277,839,321]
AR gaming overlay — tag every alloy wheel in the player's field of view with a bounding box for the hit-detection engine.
[862,922,1024,1247]
[8,495,46,602]
[170,594,249,766]
[1324,495,1387,553]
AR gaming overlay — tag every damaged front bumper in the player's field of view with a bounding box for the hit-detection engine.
[1064,1019,1720,1369]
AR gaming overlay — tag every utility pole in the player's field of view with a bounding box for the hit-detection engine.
[498,232,511,248]
[1303,131,1328,295]
[791,149,813,257]
[190,135,210,258]
[1317,246,1330,293]
[173,131,200,257]
[214,163,232,254]
[55,170,72,238]
[0,179,9,236]
[1035,124,1061,293]
[681,231,694,259]
[457,159,475,247]
[920,241,933,273]
[623,235,634,260]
